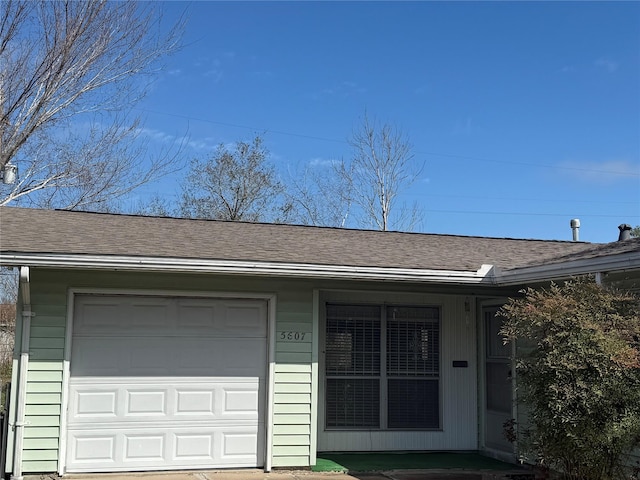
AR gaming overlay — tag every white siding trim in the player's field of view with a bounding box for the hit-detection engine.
[310,290,320,466]
[57,289,74,475]
[265,294,277,472]
[58,288,276,475]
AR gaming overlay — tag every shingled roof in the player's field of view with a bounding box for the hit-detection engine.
[0,206,606,273]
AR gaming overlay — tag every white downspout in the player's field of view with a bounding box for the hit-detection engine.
[595,272,603,286]
[11,267,32,480]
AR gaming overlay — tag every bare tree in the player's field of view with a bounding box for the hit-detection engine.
[180,136,290,222]
[338,113,423,231]
[0,0,183,209]
[285,161,352,227]
[134,193,174,218]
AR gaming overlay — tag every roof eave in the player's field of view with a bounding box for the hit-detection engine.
[496,250,640,286]
[0,253,498,285]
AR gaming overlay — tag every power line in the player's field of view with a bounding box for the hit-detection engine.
[136,107,640,177]
[423,209,640,219]
[414,192,639,206]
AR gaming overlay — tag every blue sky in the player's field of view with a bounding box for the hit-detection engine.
[133,1,640,243]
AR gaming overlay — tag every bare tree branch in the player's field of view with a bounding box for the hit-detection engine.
[285,161,351,227]
[180,136,290,223]
[0,0,184,209]
[339,112,424,231]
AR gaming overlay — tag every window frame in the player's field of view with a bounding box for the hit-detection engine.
[323,302,442,431]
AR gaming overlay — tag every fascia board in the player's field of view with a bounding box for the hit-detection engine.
[0,252,497,285]
[496,251,640,286]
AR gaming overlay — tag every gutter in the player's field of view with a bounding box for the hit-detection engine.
[0,253,497,285]
[496,250,640,286]
[11,267,32,480]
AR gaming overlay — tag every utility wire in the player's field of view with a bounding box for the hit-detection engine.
[136,107,640,177]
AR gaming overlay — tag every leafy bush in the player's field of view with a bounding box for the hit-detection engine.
[499,277,640,480]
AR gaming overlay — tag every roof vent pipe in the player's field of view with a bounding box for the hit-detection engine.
[570,218,580,241]
[618,224,632,242]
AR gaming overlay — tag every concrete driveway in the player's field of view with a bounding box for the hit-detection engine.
[33,467,527,480]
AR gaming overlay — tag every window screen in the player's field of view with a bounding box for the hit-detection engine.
[485,309,510,359]
[326,304,380,375]
[388,379,439,429]
[325,303,440,430]
[326,379,380,428]
[386,306,439,376]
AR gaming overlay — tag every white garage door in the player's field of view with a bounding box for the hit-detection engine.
[66,295,268,473]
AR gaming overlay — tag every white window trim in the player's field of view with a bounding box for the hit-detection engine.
[322,301,442,432]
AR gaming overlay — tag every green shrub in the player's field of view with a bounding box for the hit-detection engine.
[499,277,640,480]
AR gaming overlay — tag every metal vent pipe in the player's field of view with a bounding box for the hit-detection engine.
[570,218,580,241]
[618,224,632,241]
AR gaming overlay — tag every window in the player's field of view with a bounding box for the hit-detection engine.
[325,304,440,430]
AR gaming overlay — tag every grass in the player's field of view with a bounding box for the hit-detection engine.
[312,452,519,473]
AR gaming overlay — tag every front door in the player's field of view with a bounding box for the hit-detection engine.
[482,306,514,455]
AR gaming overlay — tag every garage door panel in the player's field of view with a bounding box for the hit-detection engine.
[176,300,267,337]
[69,379,262,424]
[174,432,214,460]
[125,433,166,461]
[222,302,267,333]
[75,298,173,335]
[72,435,116,463]
[72,338,267,377]
[68,295,267,473]
[67,426,263,472]
[74,390,118,417]
[71,338,124,376]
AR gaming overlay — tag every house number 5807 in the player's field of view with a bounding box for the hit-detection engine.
[280,331,306,341]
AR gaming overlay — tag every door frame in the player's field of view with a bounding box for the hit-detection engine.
[478,300,517,462]
[60,288,277,475]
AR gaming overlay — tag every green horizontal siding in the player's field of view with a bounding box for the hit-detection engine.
[274,393,311,404]
[17,268,320,471]
[25,415,60,427]
[27,371,62,383]
[25,361,63,371]
[23,426,59,438]
[276,342,311,353]
[276,321,312,331]
[30,338,65,349]
[273,424,310,435]
[25,404,61,416]
[271,455,310,467]
[29,326,65,338]
[273,404,311,414]
[273,435,310,446]
[25,393,61,405]
[274,383,311,394]
[22,449,58,461]
[23,438,58,449]
[272,445,309,456]
[29,349,64,361]
[273,414,311,425]
[275,372,311,383]
[273,287,314,468]
[275,363,311,374]
[276,351,312,363]
[26,382,62,394]
[22,460,58,472]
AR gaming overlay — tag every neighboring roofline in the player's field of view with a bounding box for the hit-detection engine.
[496,249,640,286]
[0,252,498,285]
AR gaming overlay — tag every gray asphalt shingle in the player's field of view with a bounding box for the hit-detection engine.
[1,206,631,272]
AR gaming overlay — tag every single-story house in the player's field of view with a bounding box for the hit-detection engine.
[0,206,638,478]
